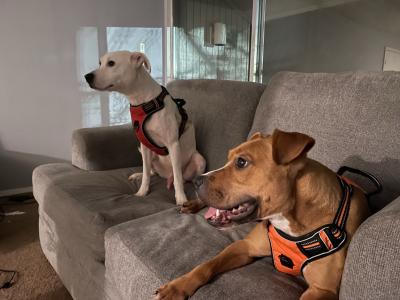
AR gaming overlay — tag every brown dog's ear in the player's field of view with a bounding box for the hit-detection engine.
[272,129,315,165]
[130,52,151,73]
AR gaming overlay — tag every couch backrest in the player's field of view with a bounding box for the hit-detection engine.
[167,79,265,171]
[249,71,400,211]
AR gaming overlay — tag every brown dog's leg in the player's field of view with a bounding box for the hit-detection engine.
[154,222,270,300]
[300,250,345,300]
[300,287,337,300]
[180,199,206,214]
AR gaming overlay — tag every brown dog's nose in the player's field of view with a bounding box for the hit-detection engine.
[193,176,205,189]
[84,72,95,85]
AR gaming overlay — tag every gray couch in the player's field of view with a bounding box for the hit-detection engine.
[33,72,400,300]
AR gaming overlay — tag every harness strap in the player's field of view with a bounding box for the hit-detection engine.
[333,177,353,230]
[129,86,188,156]
[141,87,168,114]
[168,90,188,138]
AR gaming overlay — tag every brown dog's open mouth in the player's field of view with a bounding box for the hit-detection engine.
[204,200,257,227]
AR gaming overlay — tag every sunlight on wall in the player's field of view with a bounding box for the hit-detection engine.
[76,26,102,128]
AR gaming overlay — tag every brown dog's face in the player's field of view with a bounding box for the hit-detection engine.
[198,129,315,227]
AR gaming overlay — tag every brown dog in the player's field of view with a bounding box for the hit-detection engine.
[155,129,370,300]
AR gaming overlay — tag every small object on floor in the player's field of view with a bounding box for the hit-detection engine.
[0,211,26,217]
[0,269,17,289]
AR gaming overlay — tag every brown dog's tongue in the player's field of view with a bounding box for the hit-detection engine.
[204,207,217,219]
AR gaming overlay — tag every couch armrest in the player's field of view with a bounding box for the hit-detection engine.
[72,124,142,171]
[340,196,400,300]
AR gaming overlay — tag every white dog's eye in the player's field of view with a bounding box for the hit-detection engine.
[107,60,115,67]
[235,157,248,169]
[99,61,101,66]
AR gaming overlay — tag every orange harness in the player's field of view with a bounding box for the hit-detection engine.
[267,176,353,276]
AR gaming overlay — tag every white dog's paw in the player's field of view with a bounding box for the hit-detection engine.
[128,173,142,181]
[135,187,149,197]
[175,194,188,206]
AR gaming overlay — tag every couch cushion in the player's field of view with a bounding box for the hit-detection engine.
[105,208,306,300]
[340,196,400,300]
[33,163,189,261]
[249,71,400,211]
[167,79,265,171]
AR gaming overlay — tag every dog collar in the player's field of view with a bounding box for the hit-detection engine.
[267,176,353,276]
[129,86,188,156]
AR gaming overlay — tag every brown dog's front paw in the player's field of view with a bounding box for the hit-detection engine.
[180,199,206,214]
[154,282,188,300]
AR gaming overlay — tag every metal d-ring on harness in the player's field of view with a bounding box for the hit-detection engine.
[267,166,382,277]
[129,86,188,156]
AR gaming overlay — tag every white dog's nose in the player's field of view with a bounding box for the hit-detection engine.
[84,72,95,85]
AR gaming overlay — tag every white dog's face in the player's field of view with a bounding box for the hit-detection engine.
[85,51,151,94]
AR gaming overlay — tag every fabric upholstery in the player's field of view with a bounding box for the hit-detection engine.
[250,71,400,211]
[340,196,400,300]
[167,79,265,171]
[33,163,182,261]
[105,208,306,300]
[38,209,112,300]
[72,124,141,171]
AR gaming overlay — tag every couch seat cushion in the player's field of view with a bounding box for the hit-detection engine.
[33,163,187,261]
[105,208,306,300]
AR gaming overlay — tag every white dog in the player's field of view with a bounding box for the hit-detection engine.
[85,51,206,205]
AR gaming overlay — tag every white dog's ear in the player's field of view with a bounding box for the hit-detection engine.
[130,52,151,73]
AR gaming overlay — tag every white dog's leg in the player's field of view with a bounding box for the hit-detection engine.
[169,141,187,205]
[135,144,152,197]
[183,152,206,182]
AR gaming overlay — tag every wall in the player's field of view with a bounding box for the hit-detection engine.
[0,0,163,190]
[263,0,400,81]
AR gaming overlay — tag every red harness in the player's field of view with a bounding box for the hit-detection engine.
[129,86,188,156]
[268,176,353,276]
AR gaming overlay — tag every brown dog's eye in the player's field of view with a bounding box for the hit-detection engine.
[99,61,101,66]
[107,60,115,67]
[235,157,248,169]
